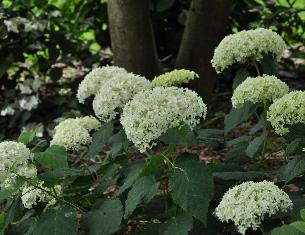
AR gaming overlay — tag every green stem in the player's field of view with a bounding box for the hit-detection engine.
[261,101,269,159]
[254,62,261,76]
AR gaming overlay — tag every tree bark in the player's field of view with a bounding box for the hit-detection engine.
[175,0,233,103]
[107,0,161,78]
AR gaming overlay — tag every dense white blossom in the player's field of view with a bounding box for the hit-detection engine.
[212,28,285,73]
[1,106,15,116]
[51,116,100,151]
[0,141,34,188]
[152,69,198,87]
[77,66,128,103]
[121,87,207,152]
[93,73,151,122]
[4,17,45,33]
[232,75,289,108]
[215,181,292,234]
[267,91,305,135]
[19,95,39,111]
[21,182,62,209]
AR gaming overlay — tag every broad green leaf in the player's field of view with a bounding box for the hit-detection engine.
[277,155,305,182]
[224,102,256,134]
[85,122,114,159]
[291,221,305,232]
[169,161,214,224]
[156,0,175,12]
[271,224,301,235]
[246,133,267,158]
[261,54,278,76]
[196,129,224,148]
[32,205,77,235]
[232,68,250,90]
[2,198,22,233]
[160,126,197,147]
[301,209,305,221]
[35,145,68,169]
[116,163,144,196]
[163,213,193,235]
[124,176,160,218]
[285,139,305,156]
[225,136,251,163]
[140,155,164,177]
[0,212,5,231]
[213,171,265,181]
[249,118,264,135]
[18,131,36,145]
[81,199,123,235]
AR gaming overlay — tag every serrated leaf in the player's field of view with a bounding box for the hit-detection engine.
[124,176,160,218]
[246,133,267,158]
[35,145,68,169]
[32,205,77,235]
[81,199,123,235]
[224,102,256,134]
[232,68,250,90]
[163,213,193,235]
[85,122,114,159]
[18,131,36,145]
[169,161,214,224]
[277,155,305,182]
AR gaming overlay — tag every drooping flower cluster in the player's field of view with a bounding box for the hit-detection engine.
[93,73,151,122]
[121,87,207,152]
[0,141,35,188]
[21,183,62,209]
[215,181,293,234]
[51,116,101,151]
[151,69,198,87]
[231,75,289,108]
[212,28,286,73]
[77,66,128,103]
[267,91,305,135]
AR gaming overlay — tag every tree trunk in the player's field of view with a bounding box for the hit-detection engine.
[175,0,233,103]
[107,0,161,78]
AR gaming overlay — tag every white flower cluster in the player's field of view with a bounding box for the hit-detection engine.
[21,183,62,209]
[77,66,128,103]
[151,69,198,87]
[232,75,289,108]
[51,116,101,151]
[4,17,45,33]
[215,181,292,234]
[0,141,35,188]
[121,87,207,152]
[267,91,305,135]
[212,28,286,73]
[93,73,151,122]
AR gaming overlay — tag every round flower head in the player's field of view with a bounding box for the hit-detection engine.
[121,87,207,152]
[212,28,285,73]
[51,116,100,151]
[152,69,198,87]
[77,66,128,103]
[93,73,151,122]
[215,181,292,234]
[232,75,289,108]
[0,141,34,188]
[267,91,305,135]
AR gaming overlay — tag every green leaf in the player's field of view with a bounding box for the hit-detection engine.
[2,198,22,233]
[35,145,68,169]
[277,155,305,182]
[249,118,264,135]
[271,224,301,235]
[18,131,36,145]
[285,138,305,156]
[157,0,175,12]
[224,102,256,134]
[301,209,305,221]
[32,205,77,235]
[245,133,267,159]
[140,155,164,177]
[85,122,114,159]
[196,129,224,148]
[291,221,305,233]
[124,176,160,218]
[232,68,250,90]
[162,213,193,235]
[213,171,265,181]
[261,54,278,76]
[169,161,214,224]
[0,212,5,231]
[81,199,123,235]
